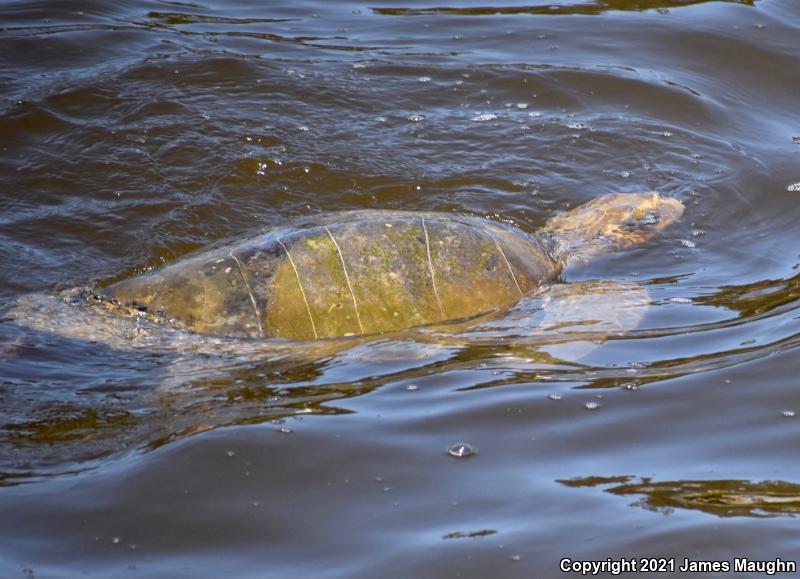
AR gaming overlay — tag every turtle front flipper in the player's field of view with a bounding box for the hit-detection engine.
[533,280,651,363]
[543,192,684,262]
[409,280,651,364]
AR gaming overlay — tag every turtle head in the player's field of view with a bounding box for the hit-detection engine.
[543,192,684,261]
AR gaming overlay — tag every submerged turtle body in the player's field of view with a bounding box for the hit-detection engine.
[104,192,684,341]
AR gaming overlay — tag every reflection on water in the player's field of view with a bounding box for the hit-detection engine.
[2,280,647,479]
[5,264,800,485]
[560,476,800,517]
[442,529,498,539]
[373,0,755,17]
[696,271,800,318]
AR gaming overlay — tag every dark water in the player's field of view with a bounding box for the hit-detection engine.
[2,0,800,576]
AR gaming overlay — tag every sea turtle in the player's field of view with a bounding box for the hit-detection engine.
[0,192,683,475]
[94,191,683,341]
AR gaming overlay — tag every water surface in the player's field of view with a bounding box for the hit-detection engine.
[2,0,800,577]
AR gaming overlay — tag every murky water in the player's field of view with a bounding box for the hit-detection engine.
[2,0,800,576]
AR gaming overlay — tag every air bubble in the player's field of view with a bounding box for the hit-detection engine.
[621,383,639,391]
[782,410,796,418]
[680,239,696,248]
[787,182,800,192]
[548,394,561,401]
[447,443,477,458]
[406,384,419,391]
[417,76,431,83]
[585,402,601,410]
[226,450,236,458]
[669,297,692,304]
[408,114,425,122]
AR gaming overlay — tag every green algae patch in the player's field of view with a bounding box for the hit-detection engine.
[332,220,440,334]
[427,220,522,320]
[266,230,361,339]
[260,217,557,339]
[265,256,319,340]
